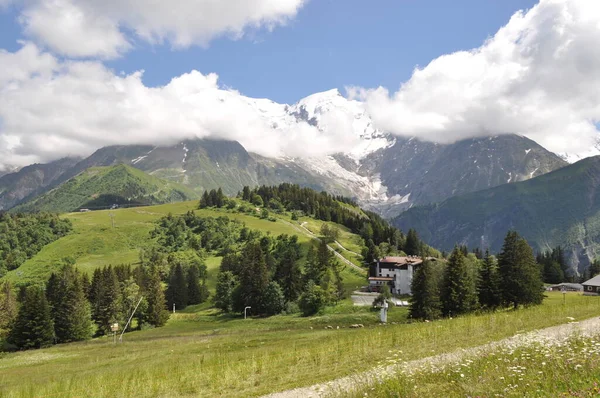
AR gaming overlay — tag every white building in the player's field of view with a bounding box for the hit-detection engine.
[368,256,427,295]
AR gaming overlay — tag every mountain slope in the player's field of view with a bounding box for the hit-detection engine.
[359,134,568,217]
[0,158,81,210]
[0,90,569,215]
[392,156,600,273]
[12,164,198,213]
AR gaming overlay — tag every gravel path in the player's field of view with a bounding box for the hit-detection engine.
[262,316,600,398]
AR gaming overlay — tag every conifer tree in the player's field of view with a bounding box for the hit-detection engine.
[478,250,502,309]
[46,265,93,343]
[0,280,18,331]
[404,229,421,256]
[409,260,442,320]
[91,267,123,335]
[273,235,303,302]
[187,264,208,305]
[214,271,237,312]
[236,241,269,314]
[8,286,54,350]
[167,263,188,310]
[441,247,478,317]
[143,264,170,327]
[498,231,544,309]
[262,281,285,316]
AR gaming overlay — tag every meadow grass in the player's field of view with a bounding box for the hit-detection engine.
[1,293,599,397]
[347,331,600,397]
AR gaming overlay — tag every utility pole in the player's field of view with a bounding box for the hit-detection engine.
[173,303,176,313]
[109,212,115,228]
[119,296,144,343]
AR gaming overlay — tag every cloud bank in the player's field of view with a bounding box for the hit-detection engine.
[2,0,600,169]
[349,0,600,158]
[10,0,306,59]
[0,43,360,168]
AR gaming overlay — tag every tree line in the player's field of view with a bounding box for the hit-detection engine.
[0,213,72,277]
[409,231,545,321]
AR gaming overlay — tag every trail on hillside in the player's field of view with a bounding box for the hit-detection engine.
[262,316,600,398]
[279,220,365,274]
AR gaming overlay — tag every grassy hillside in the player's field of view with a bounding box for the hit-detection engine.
[0,292,598,397]
[11,164,198,213]
[393,156,600,273]
[2,200,366,288]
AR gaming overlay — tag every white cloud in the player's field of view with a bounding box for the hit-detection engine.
[351,0,600,157]
[0,43,357,168]
[10,0,306,58]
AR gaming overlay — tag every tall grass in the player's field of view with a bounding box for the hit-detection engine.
[1,293,599,397]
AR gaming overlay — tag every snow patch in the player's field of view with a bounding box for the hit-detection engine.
[525,149,531,155]
[529,167,539,178]
[131,155,147,164]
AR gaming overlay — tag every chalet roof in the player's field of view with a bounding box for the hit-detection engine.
[583,275,600,287]
[377,256,423,265]
[548,283,583,290]
[368,277,394,281]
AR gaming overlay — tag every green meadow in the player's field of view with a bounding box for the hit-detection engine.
[1,202,600,397]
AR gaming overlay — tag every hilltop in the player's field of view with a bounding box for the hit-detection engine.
[11,164,198,213]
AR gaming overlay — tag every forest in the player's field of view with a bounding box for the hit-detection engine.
[0,213,72,277]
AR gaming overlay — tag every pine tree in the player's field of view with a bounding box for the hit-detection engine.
[216,188,225,208]
[405,229,421,256]
[46,265,93,343]
[91,267,123,336]
[478,250,502,310]
[498,231,544,309]
[199,190,210,209]
[167,263,188,310]
[273,236,303,302]
[441,247,478,317]
[187,264,207,305]
[214,271,237,312]
[236,241,269,314]
[0,280,18,331]
[409,260,442,321]
[143,264,170,327]
[8,286,54,350]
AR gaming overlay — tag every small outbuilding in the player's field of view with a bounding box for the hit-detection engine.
[582,275,600,296]
[547,283,583,292]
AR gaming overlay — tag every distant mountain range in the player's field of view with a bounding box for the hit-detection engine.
[1,88,592,272]
[392,156,600,273]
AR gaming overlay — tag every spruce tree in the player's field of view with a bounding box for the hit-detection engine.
[46,265,93,343]
[441,247,478,317]
[167,263,188,310]
[0,280,18,331]
[187,264,207,305]
[409,260,441,320]
[143,264,170,327]
[8,286,54,350]
[498,231,544,309]
[478,250,502,310]
[237,241,269,314]
[91,267,123,336]
[404,229,421,256]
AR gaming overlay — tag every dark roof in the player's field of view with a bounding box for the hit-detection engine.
[368,277,394,281]
[376,256,423,265]
[583,275,600,287]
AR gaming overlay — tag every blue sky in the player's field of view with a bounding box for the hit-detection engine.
[0,0,538,104]
[0,0,598,166]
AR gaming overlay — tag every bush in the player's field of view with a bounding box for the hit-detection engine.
[298,281,328,316]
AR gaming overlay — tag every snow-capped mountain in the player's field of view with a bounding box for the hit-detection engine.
[0,89,572,218]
